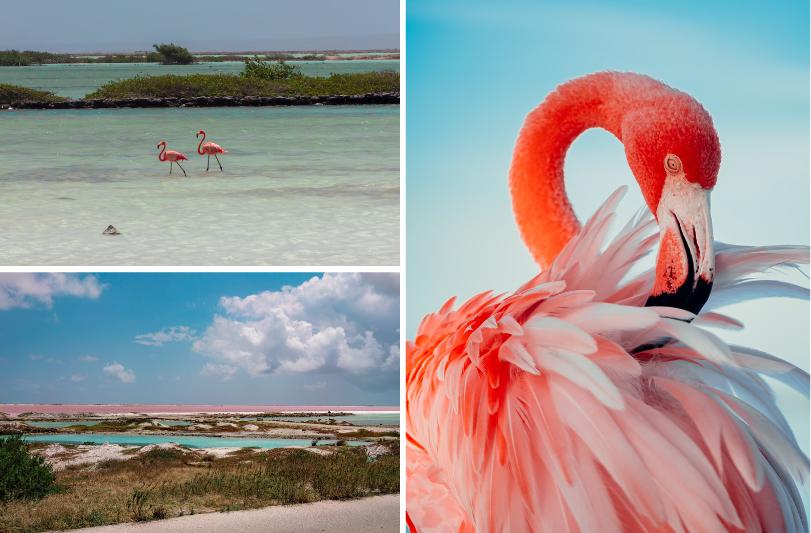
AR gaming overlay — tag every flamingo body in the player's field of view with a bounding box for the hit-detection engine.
[196,130,227,171]
[406,72,810,532]
[156,141,188,176]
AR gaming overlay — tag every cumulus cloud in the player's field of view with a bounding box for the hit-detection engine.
[78,355,98,362]
[135,326,197,346]
[0,274,103,310]
[69,373,85,382]
[193,273,399,388]
[103,362,135,383]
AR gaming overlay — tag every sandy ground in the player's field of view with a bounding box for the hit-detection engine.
[65,494,399,532]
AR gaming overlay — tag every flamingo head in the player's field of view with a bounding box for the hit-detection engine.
[622,93,721,314]
[196,130,205,138]
[157,140,166,149]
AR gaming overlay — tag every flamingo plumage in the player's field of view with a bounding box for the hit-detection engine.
[156,141,188,177]
[406,72,809,532]
[196,129,226,171]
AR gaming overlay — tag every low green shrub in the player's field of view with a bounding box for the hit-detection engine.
[86,71,399,99]
[242,56,302,80]
[0,435,57,501]
[0,84,66,104]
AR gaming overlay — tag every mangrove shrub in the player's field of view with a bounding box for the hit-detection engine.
[152,43,194,65]
[0,435,56,501]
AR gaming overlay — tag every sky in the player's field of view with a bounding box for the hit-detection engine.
[0,0,399,53]
[0,273,399,406]
[407,0,809,449]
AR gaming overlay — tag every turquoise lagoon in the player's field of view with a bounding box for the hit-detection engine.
[0,104,399,265]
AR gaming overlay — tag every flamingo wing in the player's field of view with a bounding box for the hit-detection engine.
[165,150,188,161]
[406,189,809,533]
[204,142,225,154]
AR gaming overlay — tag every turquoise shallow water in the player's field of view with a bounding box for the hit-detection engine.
[26,421,101,428]
[0,60,399,99]
[0,105,399,265]
[21,433,367,448]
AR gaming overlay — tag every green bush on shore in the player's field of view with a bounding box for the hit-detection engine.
[0,84,67,104]
[0,435,57,502]
[86,71,399,99]
[242,56,302,80]
[152,43,194,65]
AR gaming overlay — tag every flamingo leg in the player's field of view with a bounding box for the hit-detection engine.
[176,161,187,177]
[214,153,223,171]
[206,154,210,172]
[169,161,173,175]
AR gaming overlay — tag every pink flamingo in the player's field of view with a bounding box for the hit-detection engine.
[406,72,809,532]
[196,129,226,172]
[156,141,188,177]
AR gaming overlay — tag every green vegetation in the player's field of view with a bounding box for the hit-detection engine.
[241,56,302,80]
[0,49,399,66]
[0,50,72,66]
[0,436,57,502]
[0,83,66,104]
[86,71,399,99]
[0,443,398,532]
[152,43,194,65]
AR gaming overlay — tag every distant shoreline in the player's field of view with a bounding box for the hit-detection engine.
[2,92,399,110]
[0,404,399,416]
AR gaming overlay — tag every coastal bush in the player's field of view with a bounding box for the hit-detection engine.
[0,441,400,532]
[152,43,194,65]
[86,71,399,99]
[242,56,302,80]
[0,435,57,501]
[0,84,67,104]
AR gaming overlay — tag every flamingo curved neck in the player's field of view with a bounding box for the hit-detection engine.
[158,143,166,162]
[197,132,206,155]
[508,72,666,268]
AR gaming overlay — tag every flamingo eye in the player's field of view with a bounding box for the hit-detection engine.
[664,154,682,175]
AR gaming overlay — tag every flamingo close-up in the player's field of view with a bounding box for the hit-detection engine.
[156,141,189,177]
[196,129,227,172]
[406,72,809,532]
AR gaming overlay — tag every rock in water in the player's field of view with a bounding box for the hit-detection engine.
[102,225,121,236]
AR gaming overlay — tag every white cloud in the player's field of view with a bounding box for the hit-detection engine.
[193,273,399,388]
[78,355,98,362]
[135,326,196,346]
[0,274,103,310]
[103,362,135,383]
[69,373,85,382]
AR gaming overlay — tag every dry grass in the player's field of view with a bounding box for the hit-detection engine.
[0,442,399,533]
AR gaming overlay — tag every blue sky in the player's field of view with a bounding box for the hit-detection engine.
[0,273,399,406]
[0,0,399,52]
[407,0,808,448]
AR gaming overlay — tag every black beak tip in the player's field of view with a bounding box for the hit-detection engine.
[645,277,713,316]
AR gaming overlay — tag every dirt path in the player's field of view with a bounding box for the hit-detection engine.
[67,494,399,532]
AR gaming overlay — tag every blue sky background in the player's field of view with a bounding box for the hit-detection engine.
[0,273,399,406]
[0,0,399,52]
[407,0,809,451]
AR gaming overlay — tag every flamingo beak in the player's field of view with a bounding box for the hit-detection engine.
[646,178,714,315]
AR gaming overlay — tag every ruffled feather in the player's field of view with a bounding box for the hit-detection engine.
[407,189,809,533]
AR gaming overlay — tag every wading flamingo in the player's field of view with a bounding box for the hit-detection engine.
[196,129,226,171]
[156,141,188,177]
[406,72,809,533]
